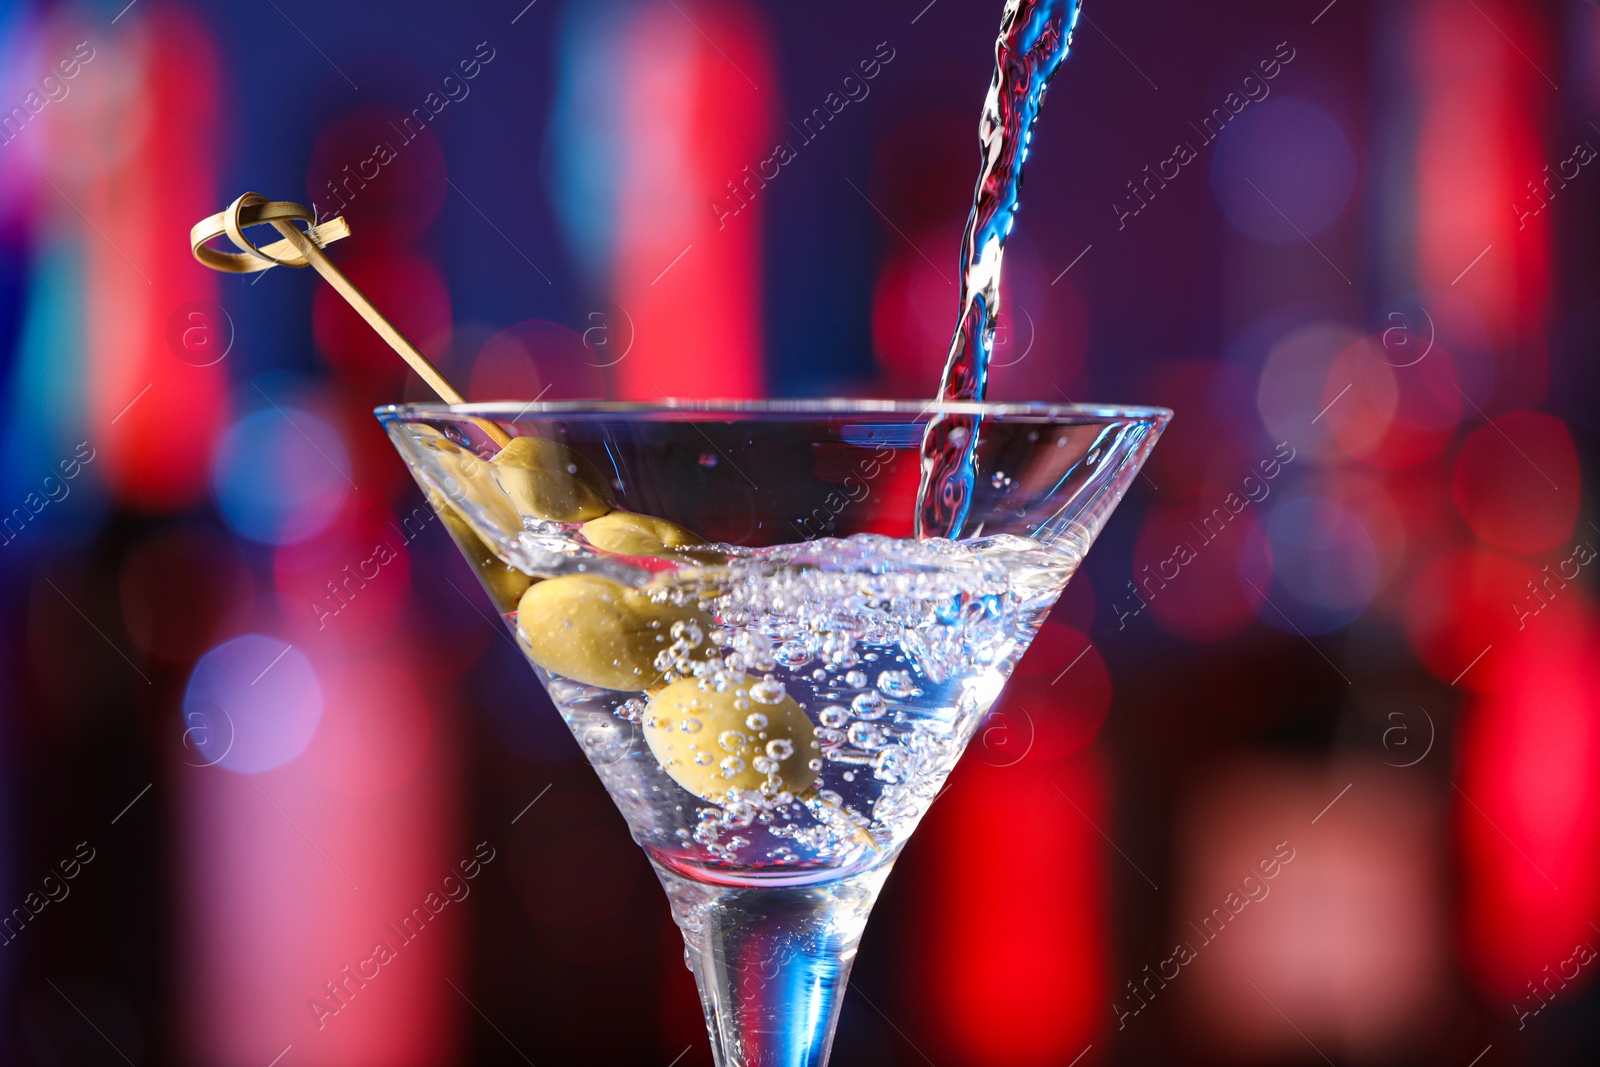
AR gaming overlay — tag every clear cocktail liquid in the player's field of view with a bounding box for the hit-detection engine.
[521,533,1080,883]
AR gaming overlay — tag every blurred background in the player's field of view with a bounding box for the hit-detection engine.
[1,0,1598,1063]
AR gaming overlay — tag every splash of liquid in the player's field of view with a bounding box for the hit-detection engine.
[914,0,1082,540]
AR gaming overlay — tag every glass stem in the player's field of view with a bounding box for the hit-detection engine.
[654,864,891,1067]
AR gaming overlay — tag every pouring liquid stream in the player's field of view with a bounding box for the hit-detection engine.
[914,0,1083,540]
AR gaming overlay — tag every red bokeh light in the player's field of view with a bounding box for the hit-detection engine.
[871,233,963,396]
[1322,335,1462,468]
[983,622,1112,765]
[1413,0,1551,402]
[306,107,448,246]
[1451,409,1579,554]
[1405,548,1544,688]
[87,7,231,510]
[312,249,452,398]
[1179,763,1449,1058]
[912,753,1107,1066]
[611,0,775,399]
[302,658,435,798]
[272,493,415,650]
[1459,614,1600,997]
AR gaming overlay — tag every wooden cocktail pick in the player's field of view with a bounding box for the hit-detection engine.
[190,192,511,447]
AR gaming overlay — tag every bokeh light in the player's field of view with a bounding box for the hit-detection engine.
[1180,763,1448,1059]
[312,248,453,396]
[211,403,353,546]
[1134,501,1272,643]
[1460,617,1600,997]
[183,634,323,774]
[1322,334,1463,467]
[983,622,1112,764]
[1255,321,1361,464]
[1451,409,1580,553]
[1256,496,1380,634]
[1405,548,1552,688]
[1211,97,1357,244]
[301,658,433,797]
[913,753,1107,1067]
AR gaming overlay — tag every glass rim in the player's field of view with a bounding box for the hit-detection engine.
[376,398,1174,423]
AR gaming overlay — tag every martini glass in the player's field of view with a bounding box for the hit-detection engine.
[377,398,1166,1067]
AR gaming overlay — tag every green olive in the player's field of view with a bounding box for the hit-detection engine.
[425,444,527,538]
[430,491,536,613]
[515,574,711,691]
[491,437,614,523]
[580,510,706,559]
[643,678,821,801]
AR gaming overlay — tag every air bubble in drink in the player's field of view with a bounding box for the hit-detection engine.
[851,691,887,720]
[776,641,813,668]
[874,745,910,784]
[749,677,787,704]
[877,670,918,699]
[848,722,887,750]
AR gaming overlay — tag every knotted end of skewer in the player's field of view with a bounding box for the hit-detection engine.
[190,192,349,274]
[189,191,509,447]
